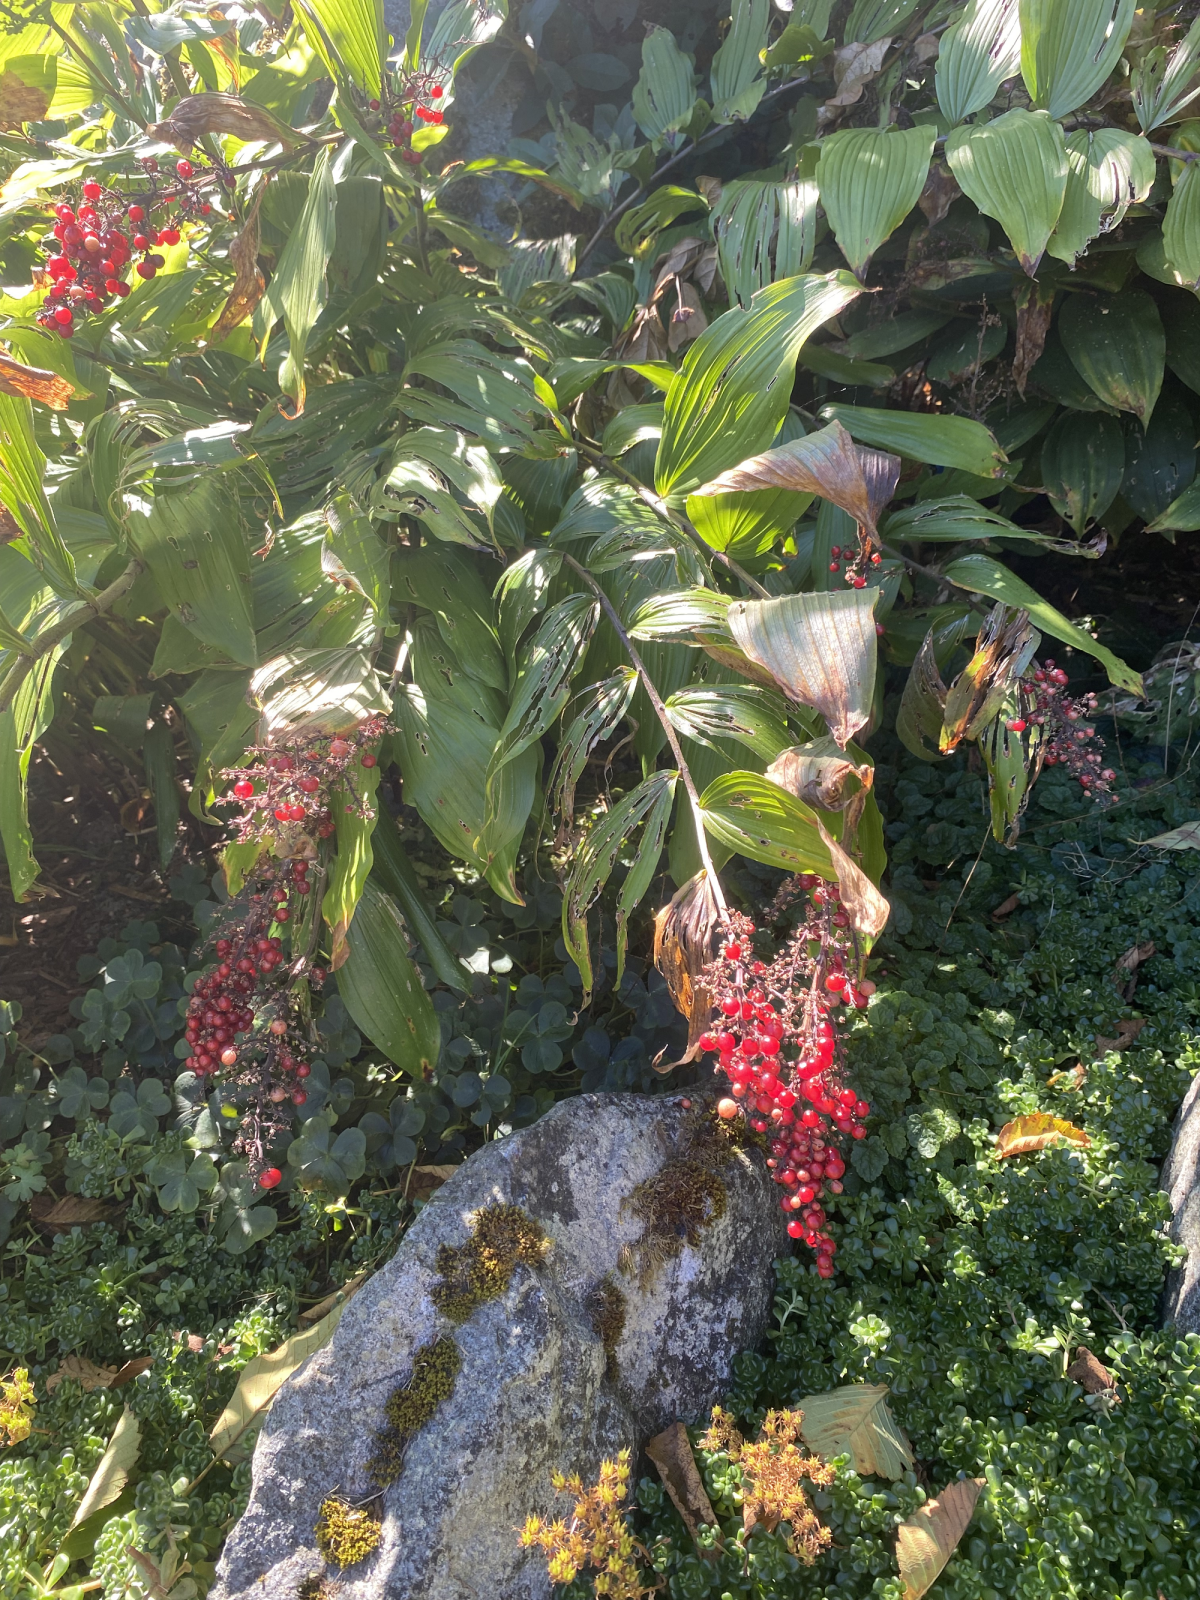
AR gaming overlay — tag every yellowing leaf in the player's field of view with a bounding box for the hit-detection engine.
[71,1406,140,1529]
[1139,821,1200,849]
[799,1384,914,1478]
[896,1477,985,1599]
[994,1112,1091,1157]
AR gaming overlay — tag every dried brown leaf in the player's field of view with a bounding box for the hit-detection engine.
[994,1113,1091,1158]
[668,281,707,352]
[1095,1016,1147,1056]
[653,869,723,1063]
[0,351,73,410]
[209,184,266,345]
[767,737,873,811]
[0,64,51,125]
[1012,280,1055,398]
[896,1478,985,1600]
[917,162,962,224]
[29,1194,117,1231]
[798,1384,914,1477]
[150,92,299,152]
[297,1271,368,1325]
[1115,941,1155,975]
[991,892,1020,920]
[646,1421,719,1551]
[46,1356,119,1393]
[825,38,891,111]
[816,817,890,946]
[409,1163,459,1201]
[940,604,1038,753]
[1066,1347,1118,1397]
[109,1355,155,1388]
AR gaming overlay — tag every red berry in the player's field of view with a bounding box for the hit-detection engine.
[233,779,254,799]
[698,1033,717,1052]
[177,159,194,179]
[127,204,144,221]
[259,1167,282,1190]
[53,306,72,325]
[287,803,306,821]
[136,261,157,279]
[82,180,101,200]
[295,1062,311,1078]
[274,806,290,822]
[298,775,320,792]
[717,1098,739,1120]
[369,97,381,109]
[291,1089,307,1105]
[220,1047,237,1067]
[361,752,377,768]
[1007,717,1027,733]
[431,84,443,97]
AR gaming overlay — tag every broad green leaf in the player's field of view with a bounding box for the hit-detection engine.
[394,544,506,691]
[665,685,794,761]
[338,880,440,1074]
[401,339,547,449]
[945,109,1068,276]
[686,485,814,557]
[0,394,75,594]
[936,0,1022,124]
[1147,479,1200,532]
[1040,411,1124,533]
[699,770,834,876]
[370,811,468,992]
[489,594,599,779]
[254,147,336,414]
[251,648,389,742]
[942,552,1142,693]
[655,271,861,503]
[883,495,1059,544]
[495,547,564,661]
[1133,14,1200,132]
[821,404,1007,477]
[711,174,818,308]
[798,1384,915,1476]
[1058,289,1164,426]
[323,494,390,616]
[322,760,381,969]
[896,1479,986,1600]
[896,629,950,763]
[70,1407,140,1529]
[711,0,769,122]
[1020,0,1135,119]
[1163,163,1200,293]
[294,0,384,95]
[563,770,678,999]
[1047,131,1156,267]
[631,24,696,148]
[0,643,65,901]
[549,668,639,825]
[838,310,953,361]
[817,126,935,280]
[376,426,504,547]
[1122,393,1197,523]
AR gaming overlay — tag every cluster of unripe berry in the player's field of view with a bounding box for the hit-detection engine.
[224,716,389,843]
[35,158,216,337]
[367,76,445,165]
[699,883,873,1277]
[1006,659,1116,800]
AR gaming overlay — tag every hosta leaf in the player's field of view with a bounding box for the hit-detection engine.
[1133,14,1200,132]
[1058,289,1165,426]
[1040,411,1124,533]
[71,1407,140,1528]
[632,25,696,148]
[1020,0,1135,119]
[251,648,389,742]
[489,594,600,778]
[338,880,440,1075]
[883,496,1053,544]
[323,493,390,616]
[936,0,1022,124]
[817,125,935,280]
[798,1384,915,1477]
[941,552,1142,693]
[1047,131,1156,267]
[655,271,861,504]
[896,1478,986,1599]
[698,771,833,877]
[563,770,678,1000]
[1147,480,1200,533]
[727,588,880,746]
[401,339,547,449]
[1121,392,1197,523]
[712,175,819,308]
[665,685,795,761]
[945,109,1068,276]
[995,1112,1091,1155]
[821,404,1007,477]
[495,548,563,661]
[686,484,814,557]
[1163,163,1200,293]
[710,0,769,123]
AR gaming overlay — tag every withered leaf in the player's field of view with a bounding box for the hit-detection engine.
[1115,941,1155,976]
[0,351,74,411]
[409,1163,459,1201]
[767,735,873,812]
[896,628,951,761]
[653,869,723,1063]
[816,817,890,947]
[1095,1016,1147,1056]
[994,1113,1091,1158]
[918,161,961,225]
[46,1356,119,1393]
[694,420,899,540]
[209,183,266,345]
[1066,1346,1118,1397]
[896,1478,985,1600]
[645,1421,719,1552]
[30,1194,117,1231]
[1013,280,1055,398]
[150,92,299,152]
[940,604,1038,753]
[991,892,1020,920]
[0,65,51,126]
[798,1384,914,1477]
[109,1355,155,1388]
[824,38,891,113]
[1046,1063,1087,1091]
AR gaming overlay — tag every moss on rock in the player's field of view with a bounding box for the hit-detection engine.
[313,1497,380,1568]
[368,1334,461,1487]
[587,1273,626,1378]
[431,1202,549,1323]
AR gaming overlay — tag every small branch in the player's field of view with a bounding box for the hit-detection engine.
[0,559,143,718]
[880,541,991,617]
[563,553,727,916]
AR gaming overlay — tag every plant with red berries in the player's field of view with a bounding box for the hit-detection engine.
[222,716,390,848]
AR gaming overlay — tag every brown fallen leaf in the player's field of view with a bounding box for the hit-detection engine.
[29,1195,117,1232]
[917,161,961,225]
[1095,1017,1147,1057]
[1066,1347,1118,1398]
[822,37,892,118]
[994,1113,1091,1158]
[109,1355,155,1388]
[297,1270,368,1325]
[645,1421,719,1552]
[1012,279,1055,397]
[1114,941,1154,1000]
[46,1356,119,1393]
[896,1477,985,1600]
[209,183,267,346]
[108,882,163,903]
[990,892,1020,920]
[653,869,722,1064]
[409,1163,459,1202]
[0,351,74,410]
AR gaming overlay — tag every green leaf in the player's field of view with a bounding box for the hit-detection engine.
[321,762,381,970]
[1040,411,1124,533]
[936,0,1022,124]
[1122,393,1197,523]
[0,394,75,594]
[562,770,678,1000]
[1132,13,1200,131]
[338,880,440,1075]
[0,643,65,901]
[883,495,1056,545]
[369,811,468,992]
[941,552,1142,693]
[711,174,819,308]
[255,147,337,414]
[711,0,769,122]
[1047,131,1157,267]
[1020,0,1135,118]
[549,668,639,825]
[376,426,504,547]
[980,709,1038,844]
[655,271,861,504]
[821,404,1008,477]
[401,339,547,449]
[1163,163,1200,293]
[1146,479,1200,532]
[631,24,696,148]
[394,544,506,690]
[252,647,389,743]
[489,594,599,779]
[945,108,1068,276]
[1058,289,1164,426]
[665,685,795,761]
[70,1408,140,1529]
[323,493,390,616]
[699,770,834,876]
[817,126,935,280]
[686,484,815,557]
[294,0,384,95]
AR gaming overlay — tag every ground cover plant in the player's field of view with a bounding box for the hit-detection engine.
[3,0,1200,1592]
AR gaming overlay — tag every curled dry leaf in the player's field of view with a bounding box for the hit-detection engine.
[727,587,880,748]
[1066,1346,1119,1398]
[1095,1016,1147,1056]
[1137,820,1200,849]
[767,735,874,811]
[823,37,892,115]
[994,1112,1091,1157]
[109,1355,155,1388]
[990,892,1020,920]
[896,1477,985,1600]
[150,92,300,152]
[940,604,1038,753]
[816,818,890,946]
[0,351,74,410]
[653,868,723,1063]
[29,1194,117,1231]
[645,1421,719,1551]
[918,161,961,224]
[209,184,266,346]
[46,1356,119,1393]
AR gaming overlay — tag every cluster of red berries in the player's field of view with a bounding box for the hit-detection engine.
[698,881,873,1278]
[224,716,389,842]
[185,926,290,1079]
[367,77,445,165]
[1007,659,1116,801]
[828,539,884,589]
[35,158,217,337]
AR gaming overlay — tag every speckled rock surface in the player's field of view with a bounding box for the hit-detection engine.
[212,1094,785,1600]
[1163,1071,1200,1332]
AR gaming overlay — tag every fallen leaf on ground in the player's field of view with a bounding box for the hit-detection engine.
[109,1356,155,1388]
[994,1113,1091,1158]
[1066,1347,1118,1398]
[298,1271,368,1325]
[46,1356,119,1393]
[1095,1017,1147,1056]
[896,1477,985,1599]
[29,1195,117,1231]
[71,1406,140,1528]
[1114,941,1154,999]
[798,1384,914,1477]
[410,1164,459,1201]
[646,1421,719,1550]
[990,892,1020,920]
[1137,821,1200,849]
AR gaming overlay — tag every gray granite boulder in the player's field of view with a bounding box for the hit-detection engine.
[1163,1071,1200,1332]
[212,1093,786,1600]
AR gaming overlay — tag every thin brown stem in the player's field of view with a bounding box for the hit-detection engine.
[880,541,991,617]
[0,559,143,718]
[562,553,727,915]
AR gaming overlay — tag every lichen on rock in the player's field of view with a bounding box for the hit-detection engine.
[312,1497,380,1568]
[431,1201,549,1323]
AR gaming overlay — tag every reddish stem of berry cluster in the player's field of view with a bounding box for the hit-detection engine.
[697,884,873,1278]
[224,717,388,842]
[1006,658,1116,801]
[36,158,219,337]
[366,71,446,165]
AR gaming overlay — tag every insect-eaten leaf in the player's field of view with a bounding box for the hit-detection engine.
[798,1384,914,1477]
[766,735,873,811]
[896,1477,985,1600]
[0,351,73,410]
[653,868,724,1062]
[645,1421,719,1550]
[939,603,1038,752]
[994,1112,1091,1157]
[71,1406,140,1528]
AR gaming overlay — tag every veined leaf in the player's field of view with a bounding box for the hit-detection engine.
[1020,0,1135,119]
[699,770,834,876]
[821,404,1007,477]
[1040,411,1124,533]
[70,1407,140,1529]
[712,175,819,308]
[1047,131,1156,267]
[370,810,468,992]
[1133,14,1200,132]
[549,668,639,825]
[896,629,951,763]
[0,642,65,901]
[1147,478,1200,533]
[817,125,935,280]
[941,552,1142,693]
[711,0,769,122]
[323,493,390,616]
[936,0,1022,124]
[631,25,696,148]
[896,1478,986,1600]
[1058,289,1164,426]
[798,1384,914,1477]
[945,109,1068,276]
[294,0,384,96]
[883,495,1056,544]
[817,815,890,943]
[254,146,336,415]
[1122,391,1197,523]
[321,761,381,969]
[995,1112,1091,1155]
[686,484,814,557]
[495,548,563,661]
[0,394,75,594]
[655,271,861,504]
[394,544,506,691]
[251,648,389,742]
[563,770,678,999]
[665,684,795,761]
[489,594,600,779]
[979,709,1040,845]
[1163,163,1200,293]
[376,426,504,547]
[338,880,440,1074]
[401,338,547,449]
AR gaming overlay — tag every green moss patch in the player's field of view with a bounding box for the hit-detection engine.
[623,1126,730,1287]
[587,1272,627,1378]
[313,1497,380,1568]
[368,1334,461,1488]
[431,1202,549,1323]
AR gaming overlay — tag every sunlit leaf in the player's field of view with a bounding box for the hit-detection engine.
[817,125,935,280]
[821,403,1007,477]
[798,1384,914,1477]
[1047,131,1156,267]
[338,880,440,1075]
[71,1407,140,1528]
[945,108,1068,276]
[321,759,381,970]
[699,770,834,876]
[665,684,795,761]
[896,1477,986,1599]
[1162,163,1200,294]
[1020,0,1135,119]
[254,147,336,415]
[1133,13,1200,131]
[994,1112,1092,1156]
[711,0,769,122]
[489,594,599,779]
[631,25,696,148]
[766,734,873,810]
[936,0,1021,124]
[1138,820,1200,848]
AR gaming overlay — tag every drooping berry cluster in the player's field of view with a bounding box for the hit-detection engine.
[697,880,872,1278]
[36,157,221,336]
[827,540,884,589]
[223,716,389,842]
[1007,658,1116,801]
[366,73,446,166]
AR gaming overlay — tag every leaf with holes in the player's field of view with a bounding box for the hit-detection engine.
[699,771,834,876]
[1020,0,1135,118]
[1047,131,1156,267]
[936,0,1021,124]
